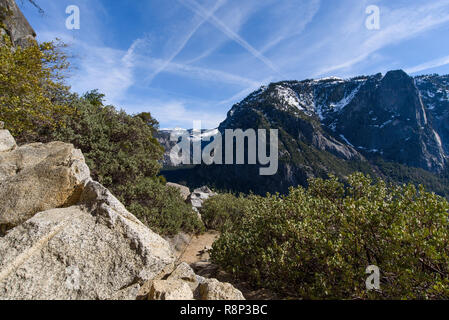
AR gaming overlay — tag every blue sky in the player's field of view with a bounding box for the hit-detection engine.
[19,0,449,129]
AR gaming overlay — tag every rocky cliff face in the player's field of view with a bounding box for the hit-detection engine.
[327,70,445,172]
[0,0,36,47]
[221,70,447,172]
[415,74,449,157]
[160,70,449,195]
[0,131,176,299]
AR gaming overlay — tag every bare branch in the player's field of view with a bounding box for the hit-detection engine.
[19,0,44,15]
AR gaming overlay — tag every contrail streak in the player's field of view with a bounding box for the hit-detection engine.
[179,0,280,74]
[147,0,227,83]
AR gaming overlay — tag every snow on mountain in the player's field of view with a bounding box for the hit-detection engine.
[271,86,303,111]
[329,83,362,113]
[159,71,449,173]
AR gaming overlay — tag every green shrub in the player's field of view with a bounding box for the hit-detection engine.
[40,92,203,236]
[125,177,204,236]
[200,193,250,231]
[0,33,72,143]
[46,93,163,190]
[211,173,449,299]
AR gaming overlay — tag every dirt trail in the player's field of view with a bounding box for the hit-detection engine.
[178,230,277,300]
[179,230,219,264]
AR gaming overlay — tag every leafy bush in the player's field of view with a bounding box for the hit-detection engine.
[0,19,202,236]
[0,31,71,142]
[124,177,204,236]
[42,93,203,235]
[200,193,250,231]
[46,93,164,191]
[211,173,449,299]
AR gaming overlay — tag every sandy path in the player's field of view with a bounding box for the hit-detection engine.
[177,230,277,300]
[179,231,219,264]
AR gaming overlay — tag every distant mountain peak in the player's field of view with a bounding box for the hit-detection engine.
[160,70,449,196]
[383,69,409,78]
[219,70,448,172]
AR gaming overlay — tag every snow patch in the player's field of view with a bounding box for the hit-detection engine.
[433,130,442,147]
[379,120,392,128]
[314,76,344,83]
[272,86,303,111]
[191,128,220,142]
[329,84,362,113]
[339,134,354,147]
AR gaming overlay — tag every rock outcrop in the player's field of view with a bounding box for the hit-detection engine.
[0,129,15,153]
[188,186,217,213]
[0,0,36,47]
[0,131,176,299]
[0,130,243,300]
[148,262,244,301]
[149,280,194,300]
[0,177,175,300]
[199,278,245,300]
[167,262,203,292]
[166,182,190,201]
[0,141,90,232]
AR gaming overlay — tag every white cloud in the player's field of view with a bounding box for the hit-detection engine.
[126,100,225,129]
[260,0,320,53]
[179,0,280,74]
[406,54,449,74]
[63,36,260,104]
[151,58,259,86]
[315,0,449,76]
[147,0,227,83]
[69,40,139,105]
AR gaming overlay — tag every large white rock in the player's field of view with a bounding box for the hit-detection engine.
[0,130,16,153]
[148,280,194,300]
[167,262,204,292]
[199,278,245,300]
[0,141,90,231]
[0,180,175,300]
[188,186,217,211]
[166,182,190,201]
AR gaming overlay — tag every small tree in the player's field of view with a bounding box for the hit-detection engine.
[0,32,71,142]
